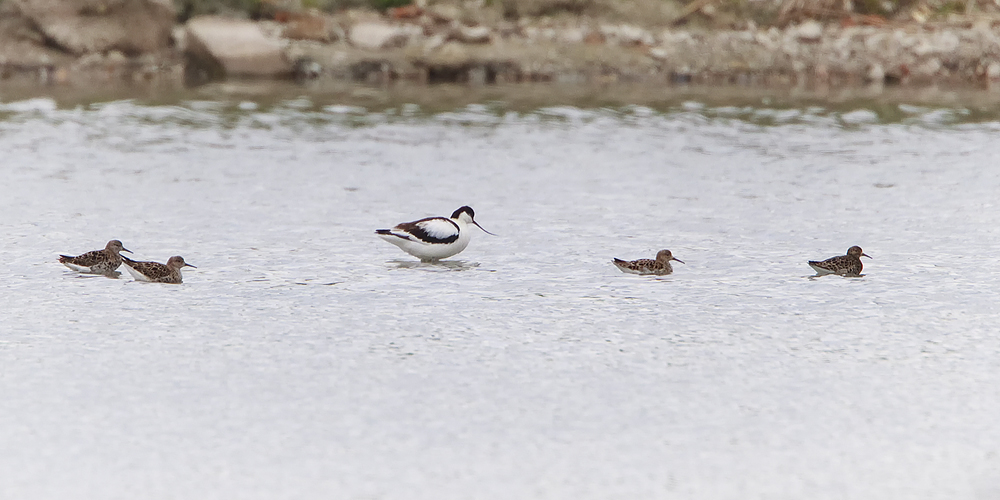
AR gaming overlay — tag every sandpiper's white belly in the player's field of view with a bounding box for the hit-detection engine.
[612,261,644,275]
[808,263,836,275]
[123,264,152,282]
[62,262,95,273]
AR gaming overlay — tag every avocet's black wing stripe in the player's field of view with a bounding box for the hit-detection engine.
[375,228,413,241]
[395,217,460,244]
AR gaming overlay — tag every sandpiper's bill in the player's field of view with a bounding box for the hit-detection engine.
[808,246,871,276]
[613,249,684,275]
[122,255,196,284]
[376,206,495,262]
[59,239,131,275]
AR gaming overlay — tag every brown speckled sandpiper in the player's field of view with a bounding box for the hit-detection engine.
[122,255,196,284]
[808,246,871,276]
[58,240,131,275]
[612,249,685,276]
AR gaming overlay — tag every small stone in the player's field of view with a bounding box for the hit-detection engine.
[423,32,448,52]
[435,41,469,65]
[648,47,668,61]
[988,62,1000,80]
[455,25,491,44]
[559,27,586,44]
[106,50,127,63]
[623,25,654,46]
[428,4,462,23]
[75,52,104,67]
[795,20,823,43]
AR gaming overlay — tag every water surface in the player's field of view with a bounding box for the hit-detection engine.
[1,97,999,499]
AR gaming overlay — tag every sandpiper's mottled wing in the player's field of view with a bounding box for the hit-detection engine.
[808,255,858,275]
[381,217,460,244]
[59,249,105,269]
[613,258,668,275]
[122,256,173,282]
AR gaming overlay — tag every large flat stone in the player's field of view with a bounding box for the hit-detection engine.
[185,17,293,81]
[0,5,73,70]
[12,0,174,55]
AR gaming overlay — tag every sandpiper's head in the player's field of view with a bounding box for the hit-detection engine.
[106,240,132,254]
[656,249,684,264]
[847,246,871,259]
[451,206,496,236]
[167,256,196,270]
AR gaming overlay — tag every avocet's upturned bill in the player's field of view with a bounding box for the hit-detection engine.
[376,206,495,262]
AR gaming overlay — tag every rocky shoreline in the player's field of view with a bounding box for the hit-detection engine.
[2,0,1000,93]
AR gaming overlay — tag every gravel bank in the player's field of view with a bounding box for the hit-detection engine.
[2,0,1000,92]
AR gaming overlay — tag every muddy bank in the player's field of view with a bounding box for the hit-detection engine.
[3,0,1000,93]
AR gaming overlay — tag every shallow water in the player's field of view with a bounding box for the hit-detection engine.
[1,96,1000,499]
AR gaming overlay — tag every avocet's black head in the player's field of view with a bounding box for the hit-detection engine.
[451,206,475,220]
[450,206,496,236]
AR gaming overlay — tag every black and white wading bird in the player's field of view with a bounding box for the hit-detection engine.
[376,206,495,262]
